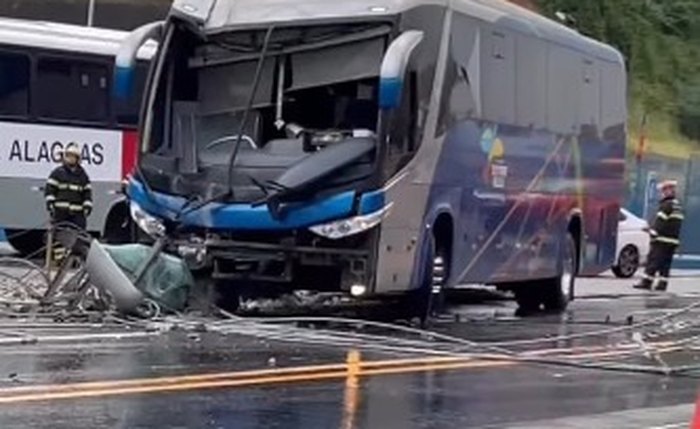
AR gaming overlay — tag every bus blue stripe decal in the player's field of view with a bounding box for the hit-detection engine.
[128,180,385,230]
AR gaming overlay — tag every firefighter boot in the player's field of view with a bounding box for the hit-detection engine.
[633,277,653,290]
[655,279,668,292]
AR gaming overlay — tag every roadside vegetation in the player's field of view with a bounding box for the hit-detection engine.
[537,0,700,158]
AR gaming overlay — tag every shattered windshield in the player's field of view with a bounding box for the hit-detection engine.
[169,25,388,168]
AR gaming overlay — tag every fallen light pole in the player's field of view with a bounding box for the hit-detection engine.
[85,240,145,313]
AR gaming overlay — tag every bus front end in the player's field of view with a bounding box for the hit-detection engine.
[118,3,426,304]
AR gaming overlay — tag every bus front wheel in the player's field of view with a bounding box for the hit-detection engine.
[402,233,449,325]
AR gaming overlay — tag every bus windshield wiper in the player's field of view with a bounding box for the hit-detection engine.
[225,26,275,198]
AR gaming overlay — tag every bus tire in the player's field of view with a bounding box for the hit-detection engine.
[542,233,577,313]
[403,232,449,326]
[514,287,541,316]
[6,229,45,256]
[513,234,577,316]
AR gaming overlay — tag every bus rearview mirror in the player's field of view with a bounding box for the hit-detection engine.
[114,21,164,100]
[379,30,424,110]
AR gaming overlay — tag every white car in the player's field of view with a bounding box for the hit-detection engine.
[612,208,651,278]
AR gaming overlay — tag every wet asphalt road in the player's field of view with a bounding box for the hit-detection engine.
[0,273,699,428]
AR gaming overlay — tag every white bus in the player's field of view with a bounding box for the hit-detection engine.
[0,18,155,254]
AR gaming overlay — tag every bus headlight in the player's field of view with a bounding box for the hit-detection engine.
[129,201,166,238]
[309,204,392,240]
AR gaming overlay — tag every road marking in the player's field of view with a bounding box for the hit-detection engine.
[648,423,687,429]
[0,339,681,404]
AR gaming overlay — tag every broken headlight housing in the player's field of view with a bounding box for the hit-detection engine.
[309,204,392,240]
[129,201,166,238]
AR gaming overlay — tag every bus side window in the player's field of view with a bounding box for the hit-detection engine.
[515,35,547,129]
[482,29,515,125]
[437,14,480,136]
[35,56,109,124]
[0,51,29,117]
[547,46,580,134]
[385,70,418,175]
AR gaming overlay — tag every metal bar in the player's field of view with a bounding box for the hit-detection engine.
[42,254,78,302]
[188,25,391,68]
[87,0,96,27]
[44,227,54,275]
[133,238,166,287]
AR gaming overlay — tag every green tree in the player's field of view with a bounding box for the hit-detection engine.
[538,0,700,143]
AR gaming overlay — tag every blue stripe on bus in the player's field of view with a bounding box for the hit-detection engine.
[113,66,134,100]
[128,179,385,231]
[378,77,403,109]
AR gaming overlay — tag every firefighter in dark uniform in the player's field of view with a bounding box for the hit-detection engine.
[633,180,684,291]
[44,144,93,230]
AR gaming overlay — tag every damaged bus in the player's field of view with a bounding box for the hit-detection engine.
[116,0,626,318]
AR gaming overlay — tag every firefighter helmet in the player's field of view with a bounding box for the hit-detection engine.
[658,179,678,191]
[63,144,81,160]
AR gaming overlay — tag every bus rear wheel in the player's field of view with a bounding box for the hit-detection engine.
[542,234,576,312]
[6,229,45,257]
[513,234,576,316]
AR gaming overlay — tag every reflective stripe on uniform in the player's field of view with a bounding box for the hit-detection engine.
[53,202,85,212]
[657,211,669,220]
[670,213,684,220]
[48,181,85,192]
[45,195,56,202]
[56,184,83,191]
[83,200,93,208]
[654,236,680,245]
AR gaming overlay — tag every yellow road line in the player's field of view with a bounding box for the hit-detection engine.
[0,357,469,395]
[0,341,675,404]
[0,342,646,397]
[0,360,518,404]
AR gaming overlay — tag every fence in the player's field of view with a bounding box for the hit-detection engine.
[625,151,700,256]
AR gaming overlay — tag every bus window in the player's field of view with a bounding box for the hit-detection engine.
[0,51,29,116]
[516,36,547,129]
[35,56,109,123]
[601,62,626,133]
[437,14,480,136]
[547,46,580,134]
[580,58,600,127]
[482,29,515,125]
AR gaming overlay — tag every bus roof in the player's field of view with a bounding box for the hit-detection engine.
[0,17,156,60]
[175,0,622,63]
